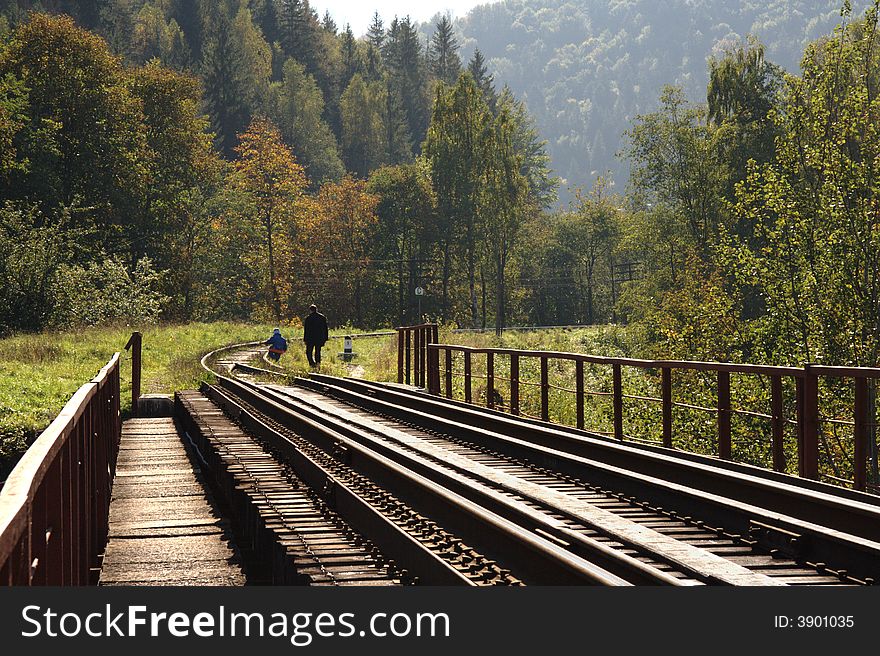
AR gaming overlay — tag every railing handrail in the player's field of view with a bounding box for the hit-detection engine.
[0,352,121,584]
[395,323,437,331]
[427,344,830,377]
[425,342,880,492]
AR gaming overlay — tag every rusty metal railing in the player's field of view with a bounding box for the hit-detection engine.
[0,353,121,585]
[397,324,438,388]
[426,344,880,492]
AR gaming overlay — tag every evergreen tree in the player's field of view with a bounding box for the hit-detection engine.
[169,0,203,60]
[340,23,360,86]
[250,0,279,47]
[382,78,412,165]
[429,15,461,85]
[200,2,271,155]
[269,57,344,185]
[277,0,315,65]
[384,17,429,153]
[99,0,139,57]
[366,11,384,49]
[321,10,336,33]
[340,74,384,177]
[468,48,496,111]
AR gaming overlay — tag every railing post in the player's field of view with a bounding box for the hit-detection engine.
[771,375,786,473]
[414,327,421,387]
[124,332,142,417]
[575,360,584,430]
[445,348,453,398]
[799,364,819,480]
[405,330,411,385]
[423,327,428,387]
[486,352,495,409]
[397,329,404,384]
[510,354,520,416]
[854,376,868,492]
[613,363,623,441]
[427,345,440,395]
[661,367,672,448]
[717,370,731,460]
[540,356,549,422]
[464,351,472,403]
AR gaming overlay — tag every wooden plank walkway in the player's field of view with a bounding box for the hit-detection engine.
[99,417,246,586]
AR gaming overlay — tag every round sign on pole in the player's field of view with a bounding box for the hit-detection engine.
[415,286,425,296]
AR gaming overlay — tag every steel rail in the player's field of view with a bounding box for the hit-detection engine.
[314,374,880,515]
[211,374,634,586]
[294,376,880,584]
[260,385,769,585]
[183,387,471,586]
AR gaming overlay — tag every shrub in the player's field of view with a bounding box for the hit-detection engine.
[49,256,168,329]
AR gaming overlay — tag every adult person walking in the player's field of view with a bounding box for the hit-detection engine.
[303,304,329,368]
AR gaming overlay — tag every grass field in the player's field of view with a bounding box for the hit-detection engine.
[1,322,863,490]
[0,322,279,477]
[0,323,627,478]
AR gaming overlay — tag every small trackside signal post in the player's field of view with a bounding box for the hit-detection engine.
[340,335,355,362]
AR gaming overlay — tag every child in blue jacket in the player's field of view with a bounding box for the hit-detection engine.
[264,328,288,362]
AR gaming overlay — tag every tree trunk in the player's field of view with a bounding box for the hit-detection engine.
[266,211,280,321]
[495,251,505,337]
[468,248,478,328]
[442,240,451,321]
[397,254,405,324]
[355,275,363,327]
[480,265,487,329]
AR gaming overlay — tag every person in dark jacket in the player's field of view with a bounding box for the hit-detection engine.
[264,328,288,362]
[303,304,329,367]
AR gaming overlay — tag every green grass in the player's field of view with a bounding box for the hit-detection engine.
[0,323,623,479]
[0,321,280,477]
[0,322,423,477]
[268,330,400,381]
[2,321,860,491]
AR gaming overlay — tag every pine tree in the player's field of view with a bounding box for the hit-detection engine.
[468,48,496,111]
[429,15,461,85]
[269,58,344,185]
[277,0,314,64]
[251,0,280,46]
[383,79,412,165]
[366,11,384,49]
[321,10,336,33]
[169,0,203,60]
[340,23,360,86]
[200,2,271,154]
[384,17,429,152]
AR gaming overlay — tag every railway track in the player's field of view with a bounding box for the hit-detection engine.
[194,341,880,586]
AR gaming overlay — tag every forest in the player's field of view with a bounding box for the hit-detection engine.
[454,0,875,201]
[0,0,878,379]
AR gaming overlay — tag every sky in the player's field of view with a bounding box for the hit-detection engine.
[311,0,500,36]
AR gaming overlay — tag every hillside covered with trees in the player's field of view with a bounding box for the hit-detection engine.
[0,0,878,387]
[0,1,555,335]
[453,0,874,200]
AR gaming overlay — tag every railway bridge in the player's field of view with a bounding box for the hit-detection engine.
[2,326,880,587]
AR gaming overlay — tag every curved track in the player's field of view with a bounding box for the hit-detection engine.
[194,341,880,586]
